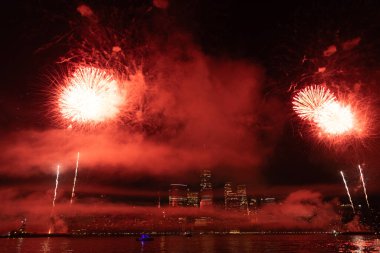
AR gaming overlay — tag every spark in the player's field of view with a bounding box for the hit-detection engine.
[70,152,80,205]
[52,165,60,207]
[340,171,355,213]
[314,101,354,135]
[358,165,370,208]
[293,85,356,136]
[292,85,336,121]
[58,67,125,124]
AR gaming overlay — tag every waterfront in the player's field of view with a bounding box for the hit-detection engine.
[1,234,380,253]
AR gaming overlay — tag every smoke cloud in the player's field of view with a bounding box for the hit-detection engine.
[0,189,346,234]
[254,190,341,230]
[0,48,271,176]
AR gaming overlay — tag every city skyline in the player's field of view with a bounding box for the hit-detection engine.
[1,0,380,236]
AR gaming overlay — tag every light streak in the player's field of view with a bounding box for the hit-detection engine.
[340,171,355,213]
[70,152,80,205]
[358,165,370,208]
[52,165,60,207]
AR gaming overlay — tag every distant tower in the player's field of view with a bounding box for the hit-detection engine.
[226,192,240,210]
[200,170,212,191]
[224,182,233,209]
[200,170,213,208]
[169,184,188,207]
[237,184,248,211]
[187,192,199,207]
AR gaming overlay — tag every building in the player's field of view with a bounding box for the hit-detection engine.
[187,192,199,207]
[248,197,258,210]
[169,184,188,207]
[261,197,276,205]
[224,182,233,209]
[236,184,248,211]
[200,170,213,208]
[225,192,240,210]
[224,183,248,212]
[200,170,212,191]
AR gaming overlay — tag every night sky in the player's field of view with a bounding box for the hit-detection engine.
[1,0,380,232]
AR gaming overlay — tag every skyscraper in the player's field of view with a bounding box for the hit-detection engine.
[224,182,233,209]
[225,183,248,212]
[200,170,212,191]
[225,192,240,210]
[187,192,199,207]
[169,184,188,207]
[200,170,213,208]
[237,184,248,211]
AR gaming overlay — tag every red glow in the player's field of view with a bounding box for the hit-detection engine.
[57,67,125,125]
[293,85,369,142]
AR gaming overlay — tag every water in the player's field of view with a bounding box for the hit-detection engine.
[0,235,379,253]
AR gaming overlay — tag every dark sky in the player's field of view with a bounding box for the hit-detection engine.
[1,0,380,207]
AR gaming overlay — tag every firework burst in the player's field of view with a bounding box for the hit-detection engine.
[314,101,354,135]
[292,85,336,121]
[49,66,148,129]
[57,67,125,125]
[292,85,370,140]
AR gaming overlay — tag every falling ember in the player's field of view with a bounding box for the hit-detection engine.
[70,152,80,205]
[52,165,60,207]
[358,165,370,208]
[58,67,125,124]
[340,171,355,213]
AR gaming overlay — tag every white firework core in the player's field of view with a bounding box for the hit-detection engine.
[59,67,124,124]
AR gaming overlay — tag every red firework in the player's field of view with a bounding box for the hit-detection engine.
[292,85,369,140]
[58,67,125,125]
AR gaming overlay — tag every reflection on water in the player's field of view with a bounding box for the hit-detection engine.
[40,238,51,253]
[200,234,215,253]
[16,238,23,253]
[336,235,380,252]
[0,234,379,253]
[159,236,166,253]
[140,241,145,253]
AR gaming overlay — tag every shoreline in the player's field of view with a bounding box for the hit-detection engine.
[1,231,378,238]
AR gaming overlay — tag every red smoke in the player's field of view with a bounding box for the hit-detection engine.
[0,49,268,176]
[254,190,341,230]
[0,189,344,233]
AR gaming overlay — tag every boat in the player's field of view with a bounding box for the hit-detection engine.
[136,234,154,241]
[183,231,192,237]
[8,230,29,238]
[8,218,29,238]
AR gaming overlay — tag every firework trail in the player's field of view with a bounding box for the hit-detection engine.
[58,67,125,124]
[358,165,370,208]
[52,165,60,207]
[70,152,80,205]
[340,171,355,213]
